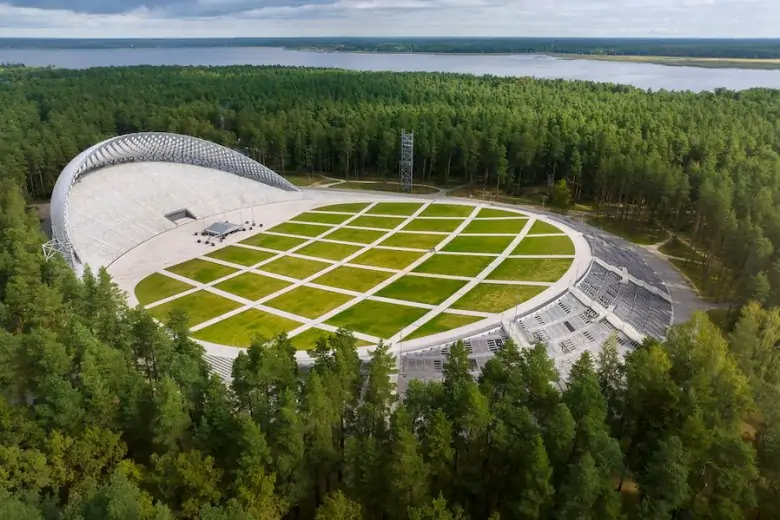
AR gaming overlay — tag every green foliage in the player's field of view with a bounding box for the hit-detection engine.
[3,66,780,519]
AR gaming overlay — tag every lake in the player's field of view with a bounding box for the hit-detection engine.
[3,46,780,92]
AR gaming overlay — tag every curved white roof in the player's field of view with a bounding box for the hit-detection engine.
[50,132,299,269]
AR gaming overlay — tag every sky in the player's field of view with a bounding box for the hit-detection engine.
[0,0,778,38]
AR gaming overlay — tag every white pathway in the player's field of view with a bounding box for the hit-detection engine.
[140,200,585,358]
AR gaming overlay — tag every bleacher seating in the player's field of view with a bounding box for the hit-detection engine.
[67,162,300,268]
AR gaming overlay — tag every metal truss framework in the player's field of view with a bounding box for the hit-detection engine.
[399,130,414,192]
[49,132,300,269]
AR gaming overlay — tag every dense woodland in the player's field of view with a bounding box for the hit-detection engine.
[4,38,780,58]
[2,65,780,518]
[2,65,780,302]
[2,163,780,518]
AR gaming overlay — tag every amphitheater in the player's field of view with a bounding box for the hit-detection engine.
[48,132,698,392]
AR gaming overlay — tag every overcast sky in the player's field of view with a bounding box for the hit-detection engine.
[0,0,777,38]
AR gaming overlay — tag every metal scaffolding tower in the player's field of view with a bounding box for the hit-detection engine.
[399,130,414,192]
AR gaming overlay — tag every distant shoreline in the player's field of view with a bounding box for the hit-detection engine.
[294,48,780,70]
[546,53,780,70]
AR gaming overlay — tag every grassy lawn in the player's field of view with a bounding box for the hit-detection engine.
[149,290,242,327]
[368,202,424,216]
[527,220,564,235]
[413,253,494,277]
[442,235,514,254]
[402,218,464,233]
[462,218,528,234]
[338,182,438,195]
[512,236,575,256]
[488,258,572,282]
[265,286,354,319]
[135,273,194,305]
[403,313,484,340]
[240,233,307,251]
[289,327,331,350]
[376,275,466,305]
[669,259,731,301]
[380,232,446,250]
[327,300,429,339]
[292,212,353,225]
[349,215,407,230]
[206,245,275,267]
[296,241,362,261]
[453,283,547,313]
[192,309,302,347]
[476,208,523,218]
[586,216,667,245]
[281,174,326,187]
[351,249,424,270]
[166,258,238,284]
[258,256,332,280]
[325,227,388,244]
[315,202,370,213]
[312,265,394,292]
[266,222,332,238]
[214,272,291,301]
[419,204,474,218]
[659,237,702,260]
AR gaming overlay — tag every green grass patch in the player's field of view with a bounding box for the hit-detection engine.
[296,241,362,261]
[376,275,466,305]
[266,222,332,238]
[476,208,523,218]
[403,313,484,340]
[166,258,238,284]
[338,182,439,195]
[325,227,388,245]
[419,204,474,218]
[512,236,575,256]
[289,327,375,350]
[380,232,446,250]
[351,249,424,270]
[214,273,291,301]
[206,245,275,267]
[289,327,330,350]
[413,253,494,277]
[265,286,353,319]
[488,258,572,282]
[240,233,307,251]
[669,258,731,301]
[291,212,352,225]
[659,237,702,260]
[526,220,564,235]
[369,202,424,216]
[349,215,407,230]
[135,273,194,305]
[259,256,332,280]
[312,266,394,293]
[453,283,546,313]
[315,202,370,213]
[192,309,302,347]
[149,291,241,327]
[442,235,514,254]
[586,216,667,245]
[327,300,429,339]
[403,218,464,233]
[281,174,319,187]
[462,218,528,234]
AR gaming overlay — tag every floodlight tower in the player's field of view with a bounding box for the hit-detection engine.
[399,130,414,192]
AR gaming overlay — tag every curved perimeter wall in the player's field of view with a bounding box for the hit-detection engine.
[50,132,300,270]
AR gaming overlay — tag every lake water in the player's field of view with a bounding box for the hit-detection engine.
[3,46,780,92]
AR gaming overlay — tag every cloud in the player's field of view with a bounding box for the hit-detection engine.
[0,0,778,37]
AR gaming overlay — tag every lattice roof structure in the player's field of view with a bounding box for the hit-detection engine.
[49,132,299,269]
